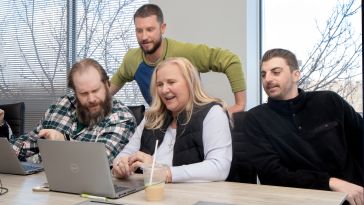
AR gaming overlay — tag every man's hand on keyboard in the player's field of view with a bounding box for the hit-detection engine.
[38,129,66,141]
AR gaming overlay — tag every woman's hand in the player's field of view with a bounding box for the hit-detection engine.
[112,151,154,179]
[128,151,153,172]
[112,156,132,179]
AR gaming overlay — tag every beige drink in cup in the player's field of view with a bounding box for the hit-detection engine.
[143,164,166,201]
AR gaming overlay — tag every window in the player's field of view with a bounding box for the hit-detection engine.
[0,0,148,132]
[261,0,362,112]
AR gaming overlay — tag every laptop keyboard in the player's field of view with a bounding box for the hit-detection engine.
[22,163,41,171]
[114,184,129,192]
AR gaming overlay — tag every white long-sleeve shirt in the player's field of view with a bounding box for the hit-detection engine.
[116,105,232,182]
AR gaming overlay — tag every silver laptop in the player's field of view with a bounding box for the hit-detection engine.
[0,138,43,175]
[38,139,145,199]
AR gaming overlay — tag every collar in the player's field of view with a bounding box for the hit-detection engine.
[161,108,187,130]
[267,88,306,115]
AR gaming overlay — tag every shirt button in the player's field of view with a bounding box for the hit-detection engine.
[292,113,296,117]
[298,126,302,130]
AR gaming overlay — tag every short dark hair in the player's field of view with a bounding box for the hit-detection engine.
[67,58,109,91]
[134,4,164,24]
[261,48,299,71]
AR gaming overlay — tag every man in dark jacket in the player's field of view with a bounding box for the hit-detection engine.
[243,48,363,205]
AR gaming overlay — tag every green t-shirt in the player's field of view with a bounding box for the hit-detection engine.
[111,38,246,103]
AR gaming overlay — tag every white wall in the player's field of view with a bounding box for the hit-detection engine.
[151,0,260,109]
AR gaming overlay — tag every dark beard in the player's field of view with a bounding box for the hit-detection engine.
[139,37,162,55]
[76,90,112,128]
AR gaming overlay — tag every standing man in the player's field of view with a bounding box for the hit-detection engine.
[9,58,136,165]
[242,48,363,205]
[110,4,246,113]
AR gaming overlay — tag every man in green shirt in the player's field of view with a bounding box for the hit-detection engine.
[110,4,246,113]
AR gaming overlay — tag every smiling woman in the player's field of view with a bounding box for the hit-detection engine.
[112,57,233,183]
[154,62,190,120]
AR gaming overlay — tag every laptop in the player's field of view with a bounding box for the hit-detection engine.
[0,138,44,175]
[38,139,145,199]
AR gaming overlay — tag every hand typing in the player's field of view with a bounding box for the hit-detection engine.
[112,156,131,178]
[38,129,65,141]
[112,151,153,179]
[128,151,153,171]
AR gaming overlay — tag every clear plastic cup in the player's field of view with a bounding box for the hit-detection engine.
[143,164,167,201]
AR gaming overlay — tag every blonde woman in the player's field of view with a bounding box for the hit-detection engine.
[112,57,232,183]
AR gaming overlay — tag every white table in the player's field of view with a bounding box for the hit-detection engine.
[0,172,346,205]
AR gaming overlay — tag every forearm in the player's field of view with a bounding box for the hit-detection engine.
[186,44,246,93]
[171,158,231,182]
[343,100,363,166]
[257,164,331,190]
[101,129,135,165]
[329,177,364,205]
[109,83,122,96]
[228,90,246,113]
[10,130,40,160]
[170,141,232,182]
[169,106,232,182]
[110,53,136,91]
[114,119,145,161]
[248,139,331,189]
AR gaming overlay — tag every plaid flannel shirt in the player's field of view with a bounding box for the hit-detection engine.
[10,95,136,165]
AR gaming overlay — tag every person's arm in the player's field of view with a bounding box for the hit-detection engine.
[38,129,67,140]
[10,121,46,160]
[110,83,122,96]
[115,119,145,159]
[112,119,145,178]
[110,49,140,95]
[96,107,137,165]
[10,96,75,160]
[173,41,246,112]
[170,105,232,182]
[329,177,363,205]
[228,90,246,113]
[339,92,363,170]
[242,111,332,190]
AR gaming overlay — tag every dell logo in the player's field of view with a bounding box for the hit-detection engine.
[70,163,79,173]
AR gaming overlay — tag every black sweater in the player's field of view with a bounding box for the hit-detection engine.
[243,89,363,190]
[0,121,10,139]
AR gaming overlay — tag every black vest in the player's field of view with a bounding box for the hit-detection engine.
[140,103,219,166]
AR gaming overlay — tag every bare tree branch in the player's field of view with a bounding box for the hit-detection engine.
[299,0,362,106]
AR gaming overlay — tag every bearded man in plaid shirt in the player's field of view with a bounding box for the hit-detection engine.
[8,58,136,165]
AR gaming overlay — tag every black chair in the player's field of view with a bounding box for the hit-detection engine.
[0,102,25,137]
[127,105,145,126]
[226,111,257,184]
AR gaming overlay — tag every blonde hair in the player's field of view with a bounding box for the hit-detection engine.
[145,57,227,129]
